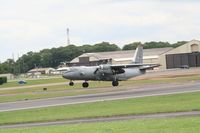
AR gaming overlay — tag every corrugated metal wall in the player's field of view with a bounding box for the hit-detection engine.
[166,52,200,69]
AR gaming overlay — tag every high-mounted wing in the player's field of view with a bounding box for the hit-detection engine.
[110,64,160,74]
[139,64,161,70]
[110,64,143,69]
[94,63,160,75]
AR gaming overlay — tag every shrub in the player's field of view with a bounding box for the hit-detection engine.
[0,77,7,85]
[0,77,3,85]
[2,77,7,83]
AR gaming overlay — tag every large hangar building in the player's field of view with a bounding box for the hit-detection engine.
[159,40,200,69]
[69,40,200,70]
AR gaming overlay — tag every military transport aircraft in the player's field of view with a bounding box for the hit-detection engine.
[62,44,159,88]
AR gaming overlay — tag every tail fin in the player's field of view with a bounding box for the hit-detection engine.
[132,44,143,64]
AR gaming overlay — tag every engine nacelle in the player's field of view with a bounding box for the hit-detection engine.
[98,65,113,74]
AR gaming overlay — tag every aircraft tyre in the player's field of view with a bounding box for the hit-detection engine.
[82,82,89,88]
[112,80,119,86]
[69,81,74,86]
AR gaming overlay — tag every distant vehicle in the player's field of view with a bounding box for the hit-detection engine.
[62,44,160,88]
[18,80,27,84]
[180,65,189,69]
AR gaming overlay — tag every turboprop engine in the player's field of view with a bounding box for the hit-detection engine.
[96,64,113,74]
[94,64,125,75]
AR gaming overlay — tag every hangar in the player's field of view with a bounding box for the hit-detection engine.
[159,40,200,69]
[69,40,200,70]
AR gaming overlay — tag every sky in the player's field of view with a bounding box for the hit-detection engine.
[1,0,200,62]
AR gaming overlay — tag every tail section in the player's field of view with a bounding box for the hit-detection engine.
[132,44,143,64]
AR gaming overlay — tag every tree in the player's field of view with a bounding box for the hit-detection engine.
[92,42,120,52]
[143,41,171,49]
[122,42,142,50]
[0,59,15,74]
[172,41,188,48]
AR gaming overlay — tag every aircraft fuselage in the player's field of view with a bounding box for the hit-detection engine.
[62,66,145,81]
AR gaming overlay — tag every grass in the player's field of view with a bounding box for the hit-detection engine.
[0,117,200,133]
[0,77,67,88]
[0,91,200,125]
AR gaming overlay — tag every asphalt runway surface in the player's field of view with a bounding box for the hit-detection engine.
[0,81,200,112]
[1,111,200,128]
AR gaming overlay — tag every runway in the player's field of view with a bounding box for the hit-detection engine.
[0,81,200,112]
[1,111,200,129]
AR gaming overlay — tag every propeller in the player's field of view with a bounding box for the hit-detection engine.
[94,68,99,74]
[94,65,102,74]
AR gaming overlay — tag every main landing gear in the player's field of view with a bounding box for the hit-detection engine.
[82,81,89,88]
[69,80,89,88]
[112,80,119,87]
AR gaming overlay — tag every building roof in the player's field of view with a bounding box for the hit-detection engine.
[164,40,200,55]
[70,47,173,63]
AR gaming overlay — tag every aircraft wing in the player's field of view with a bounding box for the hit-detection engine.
[94,64,160,75]
[110,64,160,69]
[110,64,143,69]
[110,64,160,72]
[139,64,161,70]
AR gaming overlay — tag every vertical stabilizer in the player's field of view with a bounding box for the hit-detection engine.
[132,44,143,64]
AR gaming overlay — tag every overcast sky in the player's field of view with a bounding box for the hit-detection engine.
[1,0,200,62]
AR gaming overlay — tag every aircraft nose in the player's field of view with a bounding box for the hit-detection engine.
[62,71,73,79]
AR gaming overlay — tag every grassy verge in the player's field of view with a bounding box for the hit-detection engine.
[0,91,200,125]
[0,117,200,133]
[0,77,66,88]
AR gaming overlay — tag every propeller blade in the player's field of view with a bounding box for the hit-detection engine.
[94,68,99,74]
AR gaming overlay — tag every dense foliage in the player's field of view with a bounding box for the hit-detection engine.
[0,41,187,74]
[122,41,187,50]
[0,77,7,85]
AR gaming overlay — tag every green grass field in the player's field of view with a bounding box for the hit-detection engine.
[0,117,200,133]
[0,77,66,88]
[1,91,200,125]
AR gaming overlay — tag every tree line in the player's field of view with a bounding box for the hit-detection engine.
[0,41,187,74]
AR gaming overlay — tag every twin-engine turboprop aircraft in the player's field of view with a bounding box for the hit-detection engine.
[62,44,159,88]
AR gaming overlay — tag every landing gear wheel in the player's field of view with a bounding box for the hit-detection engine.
[112,80,119,87]
[82,82,89,88]
[69,81,74,86]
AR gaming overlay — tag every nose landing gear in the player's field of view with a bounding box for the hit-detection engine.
[69,81,74,86]
[69,80,89,88]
